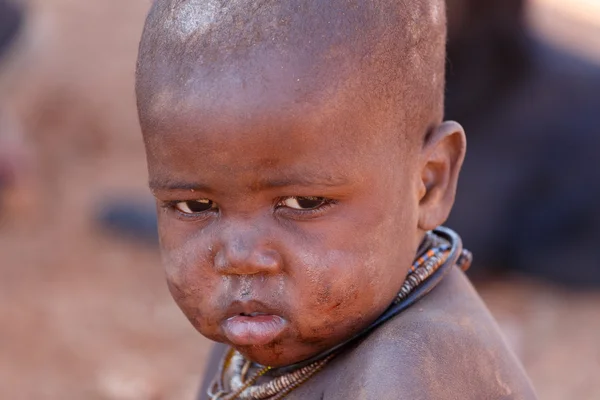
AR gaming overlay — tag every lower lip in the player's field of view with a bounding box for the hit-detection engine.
[222,315,287,346]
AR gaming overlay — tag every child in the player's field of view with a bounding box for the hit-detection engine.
[136,0,537,399]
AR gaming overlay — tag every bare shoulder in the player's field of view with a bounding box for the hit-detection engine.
[328,268,538,400]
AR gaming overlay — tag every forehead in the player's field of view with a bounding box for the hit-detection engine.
[143,77,406,190]
[141,38,408,154]
[138,0,436,186]
[144,51,346,125]
[140,62,429,199]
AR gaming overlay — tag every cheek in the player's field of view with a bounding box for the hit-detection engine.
[289,248,386,343]
[289,211,411,338]
[158,216,219,325]
[290,160,422,333]
[162,243,207,298]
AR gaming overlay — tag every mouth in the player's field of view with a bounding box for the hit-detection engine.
[239,312,269,317]
[221,302,288,346]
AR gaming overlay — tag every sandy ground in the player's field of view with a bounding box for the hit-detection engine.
[0,1,599,399]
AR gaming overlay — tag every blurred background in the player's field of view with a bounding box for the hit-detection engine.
[0,0,598,399]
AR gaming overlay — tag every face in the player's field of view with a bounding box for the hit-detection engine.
[141,58,428,367]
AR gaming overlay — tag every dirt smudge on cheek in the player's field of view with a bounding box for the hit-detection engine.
[270,275,286,300]
[161,240,215,309]
[315,282,333,305]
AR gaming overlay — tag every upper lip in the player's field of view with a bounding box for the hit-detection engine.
[223,300,284,320]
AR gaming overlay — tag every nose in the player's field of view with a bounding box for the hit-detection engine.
[213,221,282,276]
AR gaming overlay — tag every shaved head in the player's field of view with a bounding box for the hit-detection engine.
[136,0,447,142]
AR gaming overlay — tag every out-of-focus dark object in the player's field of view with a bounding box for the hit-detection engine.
[446,0,600,286]
[0,0,25,209]
[96,199,159,245]
[0,0,23,63]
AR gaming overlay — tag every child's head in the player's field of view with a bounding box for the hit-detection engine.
[136,0,465,367]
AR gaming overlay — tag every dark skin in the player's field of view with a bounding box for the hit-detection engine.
[137,0,537,398]
[144,69,460,367]
[199,270,537,400]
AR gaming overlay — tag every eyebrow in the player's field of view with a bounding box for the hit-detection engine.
[149,180,212,192]
[250,175,349,190]
[149,174,348,192]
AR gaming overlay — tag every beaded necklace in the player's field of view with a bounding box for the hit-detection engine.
[208,227,471,400]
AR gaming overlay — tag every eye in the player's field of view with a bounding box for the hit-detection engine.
[173,199,217,214]
[279,196,328,210]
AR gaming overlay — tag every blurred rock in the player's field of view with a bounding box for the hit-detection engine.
[97,200,159,245]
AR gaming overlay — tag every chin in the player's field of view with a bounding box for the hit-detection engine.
[235,343,290,366]
[237,338,331,368]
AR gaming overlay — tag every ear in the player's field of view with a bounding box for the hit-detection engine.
[417,121,466,231]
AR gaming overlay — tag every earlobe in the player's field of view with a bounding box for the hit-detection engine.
[417,121,466,230]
